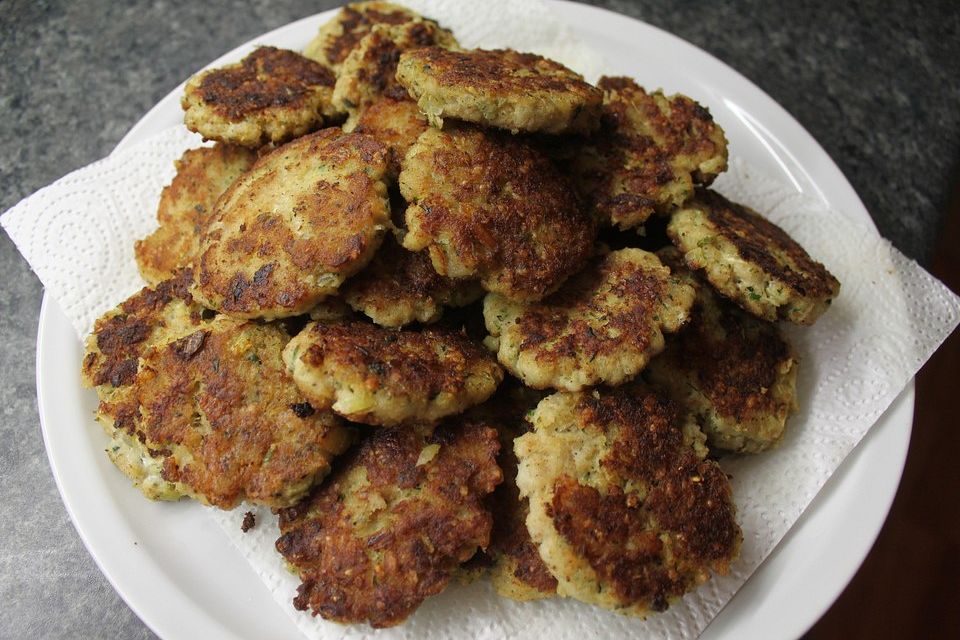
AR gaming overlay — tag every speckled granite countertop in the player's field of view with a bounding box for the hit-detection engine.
[1,1,957,638]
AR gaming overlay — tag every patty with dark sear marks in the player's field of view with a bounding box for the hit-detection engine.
[135,144,256,285]
[182,47,337,148]
[276,418,502,628]
[569,76,728,231]
[515,384,741,616]
[192,128,391,320]
[668,188,840,324]
[283,320,503,426]
[397,47,602,134]
[400,123,596,302]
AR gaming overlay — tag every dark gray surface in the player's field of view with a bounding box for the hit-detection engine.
[0,1,957,638]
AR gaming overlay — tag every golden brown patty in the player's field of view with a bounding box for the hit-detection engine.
[353,97,428,178]
[396,47,602,134]
[342,235,483,327]
[570,76,728,230]
[484,248,696,391]
[182,47,336,148]
[192,128,391,319]
[667,188,840,324]
[135,144,256,285]
[334,20,458,128]
[82,274,353,508]
[646,248,798,453]
[515,385,741,616]
[400,124,596,302]
[283,320,503,426]
[303,1,454,71]
[276,418,502,628]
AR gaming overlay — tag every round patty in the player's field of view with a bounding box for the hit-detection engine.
[334,20,458,128]
[399,124,596,302]
[192,128,391,319]
[352,96,428,178]
[570,76,728,230]
[342,235,483,327]
[283,320,503,426]
[135,144,256,285]
[303,1,454,71]
[667,188,841,324]
[646,248,799,453]
[82,274,353,508]
[484,248,696,391]
[514,385,742,616]
[396,47,602,134]
[276,417,502,628]
[182,47,336,148]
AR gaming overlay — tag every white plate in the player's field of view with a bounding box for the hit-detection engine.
[36,2,913,639]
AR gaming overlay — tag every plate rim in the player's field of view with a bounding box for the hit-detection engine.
[35,2,914,639]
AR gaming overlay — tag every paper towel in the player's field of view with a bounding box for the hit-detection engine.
[3,0,958,638]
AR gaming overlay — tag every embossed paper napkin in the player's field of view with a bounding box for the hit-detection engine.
[3,1,958,639]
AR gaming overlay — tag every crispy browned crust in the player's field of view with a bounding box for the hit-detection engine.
[135,144,256,285]
[353,97,428,178]
[648,248,798,451]
[193,128,391,319]
[127,318,352,508]
[570,77,728,230]
[81,270,200,389]
[484,387,557,599]
[397,48,602,134]
[549,386,740,611]
[342,235,482,326]
[307,2,425,69]
[400,124,596,302]
[284,320,503,425]
[276,418,502,628]
[182,47,336,147]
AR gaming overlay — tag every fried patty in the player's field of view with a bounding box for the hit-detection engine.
[334,20,458,129]
[569,77,728,231]
[667,188,840,324]
[396,47,602,134]
[276,418,502,628]
[484,248,696,391]
[82,275,353,508]
[514,385,741,616]
[283,320,503,426]
[342,235,483,327]
[135,144,256,285]
[192,128,391,319]
[646,248,798,453]
[400,124,596,302]
[182,47,336,148]
[303,1,454,71]
[352,97,428,178]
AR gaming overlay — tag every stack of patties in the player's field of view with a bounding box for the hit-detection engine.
[81,0,840,628]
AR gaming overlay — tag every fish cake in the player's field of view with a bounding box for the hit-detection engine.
[514,385,742,616]
[82,275,353,508]
[135,144,256,285]
[334,20,458,129]
[646,248,799,453]
[400,124,596,302]
[276,418,502,628]
[484,248,696,391]
[353,97,429,178]
[570,77,728,230]
[182,47,337,148]
[283,320,503,426]
[396,47,602,134]
[192,128,391,319]
[342,236,483,327]
[303,1,454,71]
[667,188,840,324]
